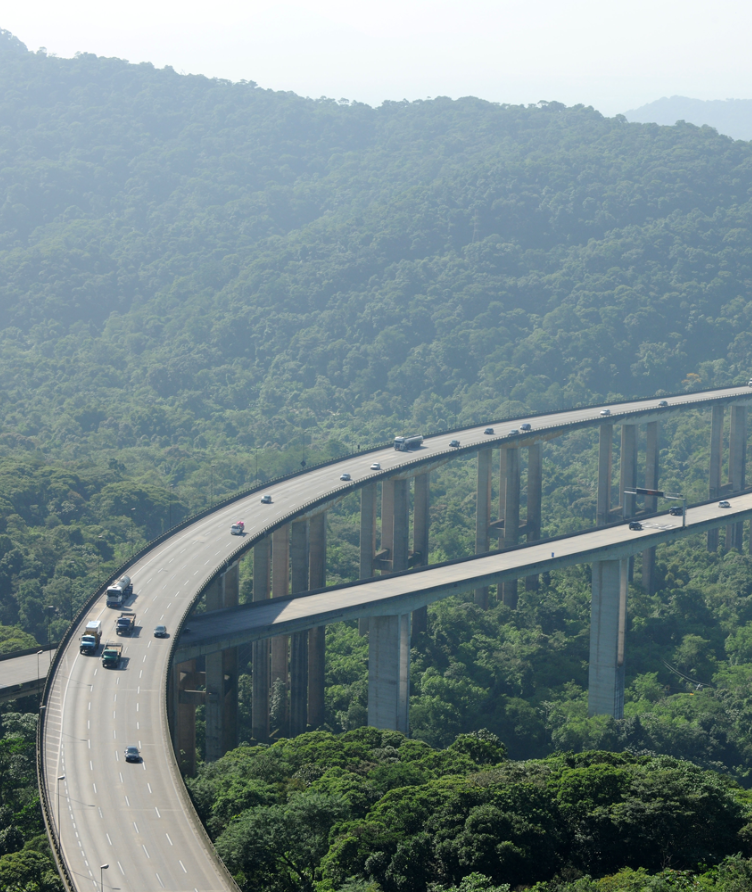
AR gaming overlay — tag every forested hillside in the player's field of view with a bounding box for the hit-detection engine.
[5,24,752,890]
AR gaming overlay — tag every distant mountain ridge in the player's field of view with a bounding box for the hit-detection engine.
[625,96,752,141]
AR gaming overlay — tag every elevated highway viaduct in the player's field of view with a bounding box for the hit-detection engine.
[37,385,752,892]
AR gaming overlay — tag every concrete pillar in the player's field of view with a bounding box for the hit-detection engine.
[392,478,410,572]
[367,613,410,733]
[381,479,395,565]
[308,513,326,727]
[525,443,543,592]
[222,563,239,754]
[728,405,747,551]
[173,660,197,776]
[708,405,724,551]
[500,447,520,607]
[251,539,271,742]
[360,483,377,579]
[204,563,239,760]
[642,421,659,595]
[475,449,492,608]
[205,651,224,762]
[412,472,430,634]
[620,424,638,519]
[596,424,613,527]
[290,520,309,736]
[359,484,378,636]
[271,525,290,733]
[588,559,628,719]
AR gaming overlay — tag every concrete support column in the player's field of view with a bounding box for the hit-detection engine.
[367,613,410,733]
[500,447,520,607]
[596,424,613,527]
[251,538,271,742]
[708,405,724,551]
[222,563,239,754]
[588,559,628,719]
[381,479,395,566]
[475,449,492,608]
[392,478,410,573]
[205,651,224,762]
[360,483,377,579]
[727,406,747,551]
[173,660,197,776]
[308,512,327,727]
[412,472,430,634]
[525,443,543,592]
[642,421,659,595]
[204,562,239,761]
[271,525,290,733]
[290,520,309,737]
[620,424,638,519]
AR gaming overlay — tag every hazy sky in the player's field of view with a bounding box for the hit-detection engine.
[5,0,752,115]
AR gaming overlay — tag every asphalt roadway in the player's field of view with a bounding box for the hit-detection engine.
[40,385,752,892]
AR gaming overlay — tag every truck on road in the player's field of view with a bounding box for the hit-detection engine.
[102,642,123,668]
[79,620,102,655]
[116,613,136,635]
[106,575,132,608]
[394,434,424,452]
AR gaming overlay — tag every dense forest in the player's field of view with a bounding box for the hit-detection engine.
[4,23,752,890]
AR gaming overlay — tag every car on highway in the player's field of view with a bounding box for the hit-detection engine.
[748,379,752,387]
[370,462,381,470]
[508,429,519,436]
[668,506,684,516]
[600,408,611,416]
[719,500,731,508]
[449,439,460,448]
[628,521,643,531]
[124,745,141,763]
[484,427,494,435]
[230,521,244,535]
[260,494,272,504]
[658,400,669,407]
[520,423,532,431]
[340,472,351,481]
[154,625,167,638]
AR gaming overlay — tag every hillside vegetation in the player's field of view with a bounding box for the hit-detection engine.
[4,26,752,890]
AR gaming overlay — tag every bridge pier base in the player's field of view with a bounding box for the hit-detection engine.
[475,449,492,608]
[412,472,430,633]
[708,405,724,551]
[500,447,520,607]
[588,558,627,719]
[368,614,410,733]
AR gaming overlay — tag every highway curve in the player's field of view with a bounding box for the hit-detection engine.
[40,385,752,892]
